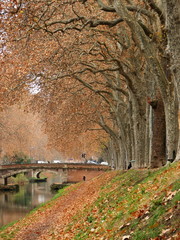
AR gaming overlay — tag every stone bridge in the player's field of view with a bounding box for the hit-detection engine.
[0,163,111,185]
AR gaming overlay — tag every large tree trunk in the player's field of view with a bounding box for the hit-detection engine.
[130,94,146,168]
[164,99,178,160]
[166,0,180,161]
[149,96,166,168]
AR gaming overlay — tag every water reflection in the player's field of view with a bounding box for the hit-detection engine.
[0,175,61,227]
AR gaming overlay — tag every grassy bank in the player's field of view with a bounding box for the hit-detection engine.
[64,162,179,240]
[0,162,179,240]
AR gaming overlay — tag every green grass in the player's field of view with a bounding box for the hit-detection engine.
[0,221,19,240]
[0,220,17,232]
[0,162,179,240]
[71,162,179,240]
[172,179,180,191]
[131,177,180,239]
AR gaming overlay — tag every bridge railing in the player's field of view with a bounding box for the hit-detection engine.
[0,163,111,170]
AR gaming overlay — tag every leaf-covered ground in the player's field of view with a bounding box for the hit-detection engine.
[0,162,179,240]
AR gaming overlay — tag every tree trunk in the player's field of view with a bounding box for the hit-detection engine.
[166,0,180,161]
[144,104,152,168]
[150,96,166,168]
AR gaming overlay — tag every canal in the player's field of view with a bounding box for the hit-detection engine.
[0,174,61,228]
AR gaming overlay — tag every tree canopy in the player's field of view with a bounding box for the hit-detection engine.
[0,0,179,168]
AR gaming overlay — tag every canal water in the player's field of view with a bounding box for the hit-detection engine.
[0,174,61,228]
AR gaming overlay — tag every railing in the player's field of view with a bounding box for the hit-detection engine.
[0,163,110,170]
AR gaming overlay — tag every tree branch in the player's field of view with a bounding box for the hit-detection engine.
[88,18,123,27]
[146,0,165,24]
[97,0,154,18]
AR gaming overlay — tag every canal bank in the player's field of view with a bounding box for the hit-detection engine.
[0,173,62,227]
[0,163,179,240]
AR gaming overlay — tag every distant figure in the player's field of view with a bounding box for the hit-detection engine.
[127,162,132,170]
[83,176,86,181]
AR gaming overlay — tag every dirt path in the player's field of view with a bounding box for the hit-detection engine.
[5,171,116,240]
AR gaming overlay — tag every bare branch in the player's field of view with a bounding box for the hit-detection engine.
[97,0,116,12]
[88,18,123,27]
[146,0,165,24]
[97,0,154,18]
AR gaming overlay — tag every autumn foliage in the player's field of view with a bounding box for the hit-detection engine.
[0,0,180,167]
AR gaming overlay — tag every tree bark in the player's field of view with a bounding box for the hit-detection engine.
[166,0,180,161]
[150,96,166,167]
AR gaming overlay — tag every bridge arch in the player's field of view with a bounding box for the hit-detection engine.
[33,169,59,178]
[32,169,67,183]
[0,169,31,185]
